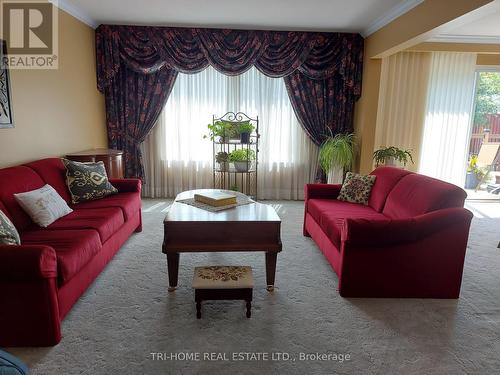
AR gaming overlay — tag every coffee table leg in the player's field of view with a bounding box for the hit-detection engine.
[265,251,277,292]
[166,252,180,292]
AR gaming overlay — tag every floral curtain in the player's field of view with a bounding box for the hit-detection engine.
[96,25,364,179]
[104,66,178,179]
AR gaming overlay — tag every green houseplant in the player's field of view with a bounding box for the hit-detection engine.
[229,149,256,172]
[318,133,356,179]
[204,121,239,142]
[373,146,414,167]
[237,121,255,144]
[215,151,229,171]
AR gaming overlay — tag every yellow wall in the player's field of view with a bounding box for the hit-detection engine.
[354,57,381,174]
[0,10,106,168]
[477,54,500,66]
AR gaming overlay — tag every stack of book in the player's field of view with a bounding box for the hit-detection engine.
[194,191,237,207]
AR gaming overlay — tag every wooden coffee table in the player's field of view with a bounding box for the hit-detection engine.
[162,189,282,292]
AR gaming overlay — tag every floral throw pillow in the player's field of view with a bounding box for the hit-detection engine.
[62,159,118,204]
[0,210,20,245]
[337,172,376,205]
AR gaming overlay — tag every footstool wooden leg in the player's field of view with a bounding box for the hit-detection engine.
[196,301,201,319]
[246,300,251,318]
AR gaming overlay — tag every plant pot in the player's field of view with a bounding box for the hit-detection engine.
[384,157,397,167]
[465,172,479,189]
[240,132,250,144]
[233,161,250,172]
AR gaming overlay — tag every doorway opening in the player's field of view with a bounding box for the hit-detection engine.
[465,70,500,200]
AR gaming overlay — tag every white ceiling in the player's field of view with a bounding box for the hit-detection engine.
[54,0,423,36]
[430,1,500,44]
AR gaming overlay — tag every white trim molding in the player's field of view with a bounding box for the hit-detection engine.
[49,0,99,29]
[363,0,424,37]
[429,34,500,44]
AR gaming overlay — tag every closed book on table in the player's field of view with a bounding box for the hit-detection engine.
[194,192,237,207]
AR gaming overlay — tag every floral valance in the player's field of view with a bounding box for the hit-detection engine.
[95,25,364,94]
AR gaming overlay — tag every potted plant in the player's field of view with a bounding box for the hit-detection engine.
[319,133,356,179]
[215,151,229,171]
[373,146,414,168]
[465,155,486,189]
[204,121,239,143]
[229,149,256,172]
[237,121,255,144]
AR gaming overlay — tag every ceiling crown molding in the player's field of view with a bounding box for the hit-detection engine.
[50,0,99,29]
[362,0,424,37]
[429,34,500,44]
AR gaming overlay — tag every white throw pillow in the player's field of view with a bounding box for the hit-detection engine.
[14,185,73,227]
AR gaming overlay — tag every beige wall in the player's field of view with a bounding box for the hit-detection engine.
[0,9,106,168]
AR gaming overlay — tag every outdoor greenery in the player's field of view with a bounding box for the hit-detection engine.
[318,133,356,174]
[467,154,487,179]
[474,72,500,126]
[373,146,414,167]
[228,148,256,162]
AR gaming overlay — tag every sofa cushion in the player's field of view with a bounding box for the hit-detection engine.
[71,192,141,221]
[14,185,73,228]
[0,209,20,245]
[338,172,376,205]
[308,199,389,248]
[0,166,45,231]
[383,174,467,219]
[24,158,71,203]
[62,159,118,204]
[21,229,102,283]
[46,207,125,243]
[368,167,412,212]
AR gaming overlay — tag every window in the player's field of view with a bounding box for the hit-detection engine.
[142,66,318,199]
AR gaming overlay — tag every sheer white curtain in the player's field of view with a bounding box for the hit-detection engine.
[375,51,431,172]
[419,52,477,186]
[142,66,318,199]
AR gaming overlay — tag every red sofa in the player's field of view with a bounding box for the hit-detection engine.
[304,167,473,298]
[0,158,142,346]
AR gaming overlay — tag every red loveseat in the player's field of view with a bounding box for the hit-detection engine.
[304,167,473,298]
[0,158,142,346]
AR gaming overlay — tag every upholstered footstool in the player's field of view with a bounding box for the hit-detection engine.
[193,266,254,319]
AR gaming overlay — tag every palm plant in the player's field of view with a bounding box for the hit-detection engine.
[318,132,356,176]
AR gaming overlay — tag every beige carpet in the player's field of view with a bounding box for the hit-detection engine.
[6,199,500,375]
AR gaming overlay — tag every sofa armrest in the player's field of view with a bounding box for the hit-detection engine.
[341,208,473,247]
[0,245,61,346]
[109,178,142,193]
[305,183,342,200]
[0,245,57,281]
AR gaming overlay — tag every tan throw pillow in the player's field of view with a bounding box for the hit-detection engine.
[0,210,20,245]
[62,159,118,204]
[14,185,73,227]
[337,172,376,205]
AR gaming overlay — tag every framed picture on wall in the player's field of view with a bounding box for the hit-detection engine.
[0,39,14,129]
